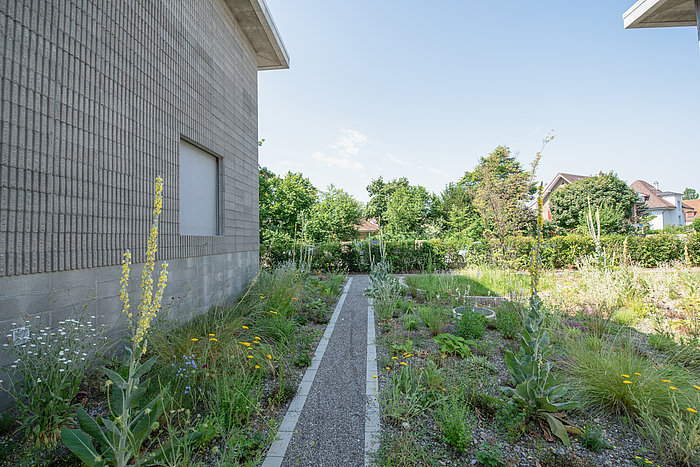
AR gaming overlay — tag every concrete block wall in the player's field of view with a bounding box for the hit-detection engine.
[0,0,261,364]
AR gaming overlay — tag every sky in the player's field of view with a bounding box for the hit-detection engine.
[258,1,700,203]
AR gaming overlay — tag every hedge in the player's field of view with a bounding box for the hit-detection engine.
[261,233,700,272]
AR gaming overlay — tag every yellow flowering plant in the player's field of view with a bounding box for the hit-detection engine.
[62,177,170,467]
[502,184,580,446]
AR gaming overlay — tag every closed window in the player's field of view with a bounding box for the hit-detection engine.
[179,140,219,236]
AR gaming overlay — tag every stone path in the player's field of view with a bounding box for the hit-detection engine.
[262,275,380,467]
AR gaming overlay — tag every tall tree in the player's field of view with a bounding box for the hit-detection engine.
[462,146,536,254]
[259,168,317,240]
[364,177,410,222]
[306,185,362,243]
[433,182,482,240]
[549,172,638,233]
[384,185,432,237]
[683,188,699,200]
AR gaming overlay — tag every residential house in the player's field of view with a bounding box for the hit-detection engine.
[683,199,700,224]
[630,180,686,230]
[354,219,381,239]
[541,173,589,220]
[0,0,288,364]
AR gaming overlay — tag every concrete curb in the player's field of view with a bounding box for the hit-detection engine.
[365,298,380,466]
[261,277,353,467]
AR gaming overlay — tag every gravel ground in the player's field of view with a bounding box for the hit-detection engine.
[282,275,370,466]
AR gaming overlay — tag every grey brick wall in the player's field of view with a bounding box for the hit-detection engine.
[0,0,261,344]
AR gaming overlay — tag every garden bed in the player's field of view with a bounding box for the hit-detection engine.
[0,265,347,466]
[371,268,700,467]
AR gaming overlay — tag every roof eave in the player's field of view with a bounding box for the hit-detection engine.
[623,0,697,29]
[225,0,290,70]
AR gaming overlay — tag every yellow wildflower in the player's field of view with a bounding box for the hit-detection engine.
[241,326,249,329]
[693,385,700,391]
[621,374,630,378]
[662,380,671,383]
[687,408,697,414]
[247,355,253,359]
[269,310,278,315]
[191,338,198,342]
[267,354,272,360]
[255,336,261,341]
[669,386,677,390]
[634,372,641,376]
[208,333,215,336]
[400,362,407,366]
[209,338,217,342]
[623,380,632,384]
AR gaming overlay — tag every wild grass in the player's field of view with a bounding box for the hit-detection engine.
[435,395,474,452]
[404,274,494,298]
[417,304,452,336]
[563,334,700,465]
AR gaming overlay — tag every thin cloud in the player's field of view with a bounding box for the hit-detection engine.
[312,129,367,171]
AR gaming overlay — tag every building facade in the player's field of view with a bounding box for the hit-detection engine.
[0,1,287,359]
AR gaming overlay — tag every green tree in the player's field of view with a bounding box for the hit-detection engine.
[259,167,317,241]
[683,188,699,200]
[462,145,537,254]
[433,182,482,241]
[306,185,362,242]
[364,177,410,222]
[383,185,433,237]
[549,172,638,233]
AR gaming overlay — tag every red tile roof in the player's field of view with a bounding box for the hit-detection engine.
[629,180,675,210]
[354,219,380,233]
[683,198,700,213]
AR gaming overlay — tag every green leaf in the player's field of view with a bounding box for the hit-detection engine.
[77,406,110,450]
[103,368,128,390]
[110,385,125,417]
[133,356,157,380]
[542,413,570,446]
[61,426,102,467]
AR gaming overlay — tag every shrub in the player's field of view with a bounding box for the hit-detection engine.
[417,305,452,336]
[455,309,487,339]
[1,315,106,446]
[435,395,474,453]
[495,302,523,339]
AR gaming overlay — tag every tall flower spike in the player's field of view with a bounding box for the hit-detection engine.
[120,251,132,323]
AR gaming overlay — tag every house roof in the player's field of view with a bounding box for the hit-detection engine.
[542,173,588,200]
[683,198,700,213]
[354,219,380,233]
[630,180,676,210]
[225,0,289,70]
[624,0,697,29]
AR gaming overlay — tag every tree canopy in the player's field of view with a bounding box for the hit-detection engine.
[549,172,638,233]
[306,185,362,243]
[683,188,699,200]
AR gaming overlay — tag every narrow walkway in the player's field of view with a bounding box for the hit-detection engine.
[262,275,379,467]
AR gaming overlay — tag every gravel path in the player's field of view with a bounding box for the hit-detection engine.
[279,275,371,467]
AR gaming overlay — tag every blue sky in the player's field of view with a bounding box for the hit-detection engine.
[258,1,700,203]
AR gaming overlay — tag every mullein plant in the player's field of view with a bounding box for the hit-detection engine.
[62,178,170,466]
[502,184,580,446]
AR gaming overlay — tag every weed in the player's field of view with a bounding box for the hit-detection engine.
[417,305,452,336]
[377,429,434,467]
[495,301,523,339]
[475,443,505,467]
[580,424,611,453]
[455,309,487,339]
[495,399,533,443]
[402,314,419,331]
[433,333,474,358]
[435,395,473,453]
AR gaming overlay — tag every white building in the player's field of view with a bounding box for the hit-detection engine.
[630,180,686,230]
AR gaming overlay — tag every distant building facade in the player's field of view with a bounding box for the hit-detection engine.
[0,0,288,358]
[630,180,686,230]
